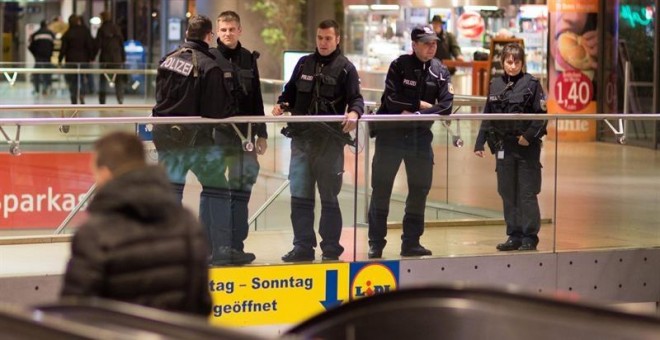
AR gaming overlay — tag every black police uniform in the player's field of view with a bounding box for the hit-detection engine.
[474,72,547,250]
[152,39,235,264]
[368,54,454,257]
[206,40,266,258]
[276,47,364,261]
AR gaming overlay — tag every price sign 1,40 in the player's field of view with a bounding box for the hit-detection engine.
[555,70,593,112]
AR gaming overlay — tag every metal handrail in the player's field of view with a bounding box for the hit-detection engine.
[2,113,660,126]
[0,67,156,75]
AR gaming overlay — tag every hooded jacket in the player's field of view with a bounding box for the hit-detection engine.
[61,165,211,316]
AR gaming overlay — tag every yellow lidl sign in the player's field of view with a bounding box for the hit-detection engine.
[209,263,349,326]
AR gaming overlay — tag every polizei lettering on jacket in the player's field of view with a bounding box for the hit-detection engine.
[403,79,417,86]
[160,56,193,76]
[300,74,314,81]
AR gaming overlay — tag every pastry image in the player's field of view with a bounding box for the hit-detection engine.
[557,31,594,70]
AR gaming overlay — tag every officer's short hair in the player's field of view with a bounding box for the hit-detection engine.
[94,132,146,175]
[501,43,525,65]
[186,15,213,41]
[217,11,241,26]
[318,19,340,36]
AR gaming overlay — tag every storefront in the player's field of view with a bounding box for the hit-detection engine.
[342,0,548,93]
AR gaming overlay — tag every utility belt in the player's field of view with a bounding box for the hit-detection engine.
[152,124,213,150]
[281,122,353,146]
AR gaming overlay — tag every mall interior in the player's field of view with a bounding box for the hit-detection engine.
[0,0,659,338]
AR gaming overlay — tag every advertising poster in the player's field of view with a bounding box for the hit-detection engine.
[0,153,94,229]
[547,0,599,141]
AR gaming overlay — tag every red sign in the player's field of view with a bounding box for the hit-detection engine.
[554,70,593,111]
[457,12,485,40]
[0,153,94,229]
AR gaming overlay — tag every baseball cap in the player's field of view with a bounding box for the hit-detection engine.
[411,26,439,43]
[430,15,443,24]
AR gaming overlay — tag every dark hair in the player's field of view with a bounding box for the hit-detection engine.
[501,43,525,66]
[318,19,340,36]
[186,15,213,40]
[217,11,241,25]
[94,132,146,174]
[100,11,112,23]
[67,14,79,27]
[40,20,48,28]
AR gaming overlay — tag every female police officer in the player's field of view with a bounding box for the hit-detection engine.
[473,43,547,251]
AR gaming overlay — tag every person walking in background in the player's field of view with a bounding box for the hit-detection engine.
[473,43,547,251]
[95,11,126,104]
[367,26,454,259]
[205,10,267,265]
[272,19,363,262]
[61,131,211,316]
[28,20,55,96]
[58,14,95,104]
[430,15,462,75]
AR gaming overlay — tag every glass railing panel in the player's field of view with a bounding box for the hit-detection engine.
[0,62,158,105]
[444,116,557,256]
[553,117,660,251]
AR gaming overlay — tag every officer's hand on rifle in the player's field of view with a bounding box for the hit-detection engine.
[272,102,289,116]
[342,111,359,133]
[518,135,530,146]
[474,150,486,158]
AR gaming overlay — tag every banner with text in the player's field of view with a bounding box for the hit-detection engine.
[547,0,599,141]
[0,153,94,229]
[208,263,350,326]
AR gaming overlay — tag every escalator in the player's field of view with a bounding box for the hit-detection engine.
[288,286,660,340]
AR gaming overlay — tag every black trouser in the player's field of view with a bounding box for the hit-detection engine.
[496,150,542,245]
[368,129,434,249]
[205,128,260,252]
[32,59,52,92]
[64,63,88,104]
[98,63,125,104]
[288,134,345,256]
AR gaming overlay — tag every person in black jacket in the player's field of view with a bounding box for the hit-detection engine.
[61,132,211,316]
[95,11,126,104]
[367,26,454,259]
[474,43,547,251]
[152,15,236,266]
[58,14,95,104]
[204,11,266,265]
[28,20,55,95]
[272,19,364,262]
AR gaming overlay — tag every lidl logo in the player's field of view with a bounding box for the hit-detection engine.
[350,261,399,300]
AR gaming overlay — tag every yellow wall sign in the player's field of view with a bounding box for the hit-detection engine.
[208,263,349,326]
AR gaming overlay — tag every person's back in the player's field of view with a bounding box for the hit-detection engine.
[29,21,55,61]
[59,15,94,64]
[61,132,211,316]
[96,16,125,63]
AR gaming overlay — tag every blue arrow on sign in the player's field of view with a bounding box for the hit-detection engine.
[320,269,342,310]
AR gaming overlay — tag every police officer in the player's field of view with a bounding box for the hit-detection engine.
[272,19,364,262]
[206,11,266,265]
[473,43,547,251]
[152,15,235,265]
[367,26,454,259]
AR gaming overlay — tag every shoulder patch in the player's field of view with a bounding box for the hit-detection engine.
[160,56,194,76]
[448,83,454,94]
[540,98,547,111]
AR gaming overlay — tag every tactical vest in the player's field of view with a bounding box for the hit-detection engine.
[293,54,349,115]
[209,48,244,116]
[397,57,444,107]
[487,73,536,134]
